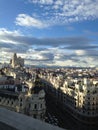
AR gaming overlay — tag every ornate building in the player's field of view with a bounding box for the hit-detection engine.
[0,75,46,121]
[10,53,24,68]
[39,71,98,124]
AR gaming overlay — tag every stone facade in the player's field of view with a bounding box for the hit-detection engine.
[0,75,46,121]
[11,53,24,68]
[39,71,98,123]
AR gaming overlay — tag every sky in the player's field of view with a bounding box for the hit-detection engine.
[0,0,98,67]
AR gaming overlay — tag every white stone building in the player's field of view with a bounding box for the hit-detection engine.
[11,53,24,68]
[39,71,98,123]
[0,75,46,121]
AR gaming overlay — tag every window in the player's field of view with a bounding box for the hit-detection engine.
[83,110,85,113]
[39,97,44,100]
[34,104,37,109]
[83,101,85,104]
[40,104,42,108]
[88,97,90,100]
[20,98,22,102]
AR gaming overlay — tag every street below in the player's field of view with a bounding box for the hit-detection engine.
[45,92,98,130]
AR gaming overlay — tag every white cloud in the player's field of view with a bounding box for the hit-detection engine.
[75,50,86,56]
[0,28,21,44]
[29,0,53,5]
[0,28,20,36]
[55,0,63,6]
[15,14,48,28]
[25,0,98,27]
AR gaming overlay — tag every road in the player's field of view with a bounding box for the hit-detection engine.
[45,92,98,130]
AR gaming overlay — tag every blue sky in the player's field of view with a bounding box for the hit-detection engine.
[0,0,98,67]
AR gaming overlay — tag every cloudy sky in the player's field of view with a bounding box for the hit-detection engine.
[0,0,98,67]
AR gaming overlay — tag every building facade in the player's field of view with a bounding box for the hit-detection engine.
[39,70,98,124]
[11,53,24,68]
[0,75,46,121]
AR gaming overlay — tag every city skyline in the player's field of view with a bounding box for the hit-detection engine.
[0,0,98,67]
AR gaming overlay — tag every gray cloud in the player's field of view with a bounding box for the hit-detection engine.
[0,28,98,67]
[34,48,49,51]
[0,42,13,48]
[25,52,54,62]
[85,50,98,56]
[0,31,96,50]
[64,45,98,50]
[41,52,54,61]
